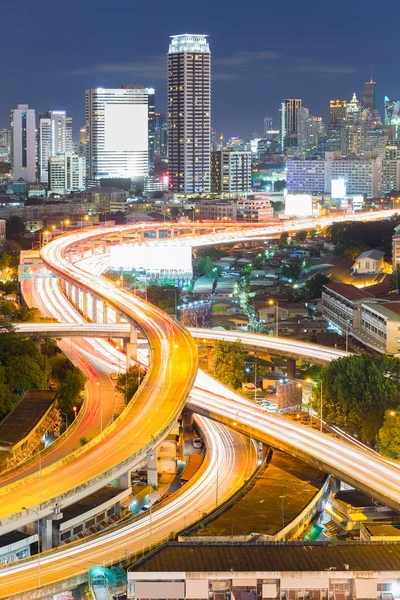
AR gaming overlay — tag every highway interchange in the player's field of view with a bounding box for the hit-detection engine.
[1,212,400,596]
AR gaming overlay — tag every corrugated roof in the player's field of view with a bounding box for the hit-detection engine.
[323,282,375,302]
[133,542,400,573]
[0,390,55,445]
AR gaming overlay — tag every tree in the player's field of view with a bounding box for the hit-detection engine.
[271,200,284,214]
[116,365,146,404]
[281,262,301,281]
[295,230,308,242]
[378,410,400,458]
[213,339,246,389]
[297,273,330,301]
[5,217,26,237]
[313,355,400,443]
[146,285,180,315]
[280,232,289,244]
[197,257,215,277]
[56,367,87,415]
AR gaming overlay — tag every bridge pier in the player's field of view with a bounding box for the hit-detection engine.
[82,291,89,319]
[92,297,98,323]
[33,336,41,349]
[125,327,138,368]
[147,451,158,487]
[103,302,109,324]
[119,470,132,489]
[287,358,296,380]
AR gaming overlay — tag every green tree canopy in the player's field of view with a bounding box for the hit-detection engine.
[213,339,246,389]
[313,355,400,443]
[116,365,146,404]
[281,262,301,281]
[297,273,330,301]
[378,409,400,458]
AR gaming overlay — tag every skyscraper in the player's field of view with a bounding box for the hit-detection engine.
[168,34,211,194]
[66,116,73,152]
[360,79,377,111]
[280,99,302,152]
[154,113,168,158]
[10,104,36,182]
[329,100,347,125]
[0,129,11,162]
[86,86,151,185]
[38,110,67,183]
[384,96,400,136]
[264,115,273,138]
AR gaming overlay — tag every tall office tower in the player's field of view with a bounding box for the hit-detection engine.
[38,110,67,183]
[264,115,273,138]
[384,96,400,137]
[121,85,155,174]
[211,150,252,194]
[280,99,302,152]
[168,34,211,194]
[0,129,11,162]
[296,108,319,158]
[329,100,347,125]
[86,86,151,185]
[66,116,73,152]
[154,113,168,158]
[49,152,86,194]
[10,104,36,182]
[361,79,377,111]
[345,93,361,156]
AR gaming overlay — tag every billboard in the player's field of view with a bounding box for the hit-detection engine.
[105,104,148,152]
[353,195,364,211]
[110,244,193,274]
[331,178,346,200]
[285,194,313,217]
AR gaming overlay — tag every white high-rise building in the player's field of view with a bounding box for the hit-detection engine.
[10,104,36,182]
[168,34,211,194]
[85,86,150,184]
[49,152,86,194]
[38,111,68,183]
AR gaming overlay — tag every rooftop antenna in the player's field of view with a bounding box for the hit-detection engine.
[370,64,374,82]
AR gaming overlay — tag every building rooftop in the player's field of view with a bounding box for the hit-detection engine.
[0,390,55,446]
[132,541,400,573]
[356,249,385,261]
[335,490,380,508]
[323,282,375,302]
[362,301,400,321]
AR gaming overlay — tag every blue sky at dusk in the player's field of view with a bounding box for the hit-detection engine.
[2,0,398,137]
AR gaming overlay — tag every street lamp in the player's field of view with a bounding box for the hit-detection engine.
[245,360,258,403]
[22,507,41,589]
[72,405,77,420]
[268,299,279,337]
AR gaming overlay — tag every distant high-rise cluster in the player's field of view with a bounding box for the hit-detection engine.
[278,78,400,198]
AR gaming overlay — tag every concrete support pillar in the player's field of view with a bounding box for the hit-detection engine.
[119,470,132,490]
[330,477,342,494]
[155,229,159,239]
[65,280,70,300]
[287,358,296,380]
[115,312,121,324]
[33,336,41,350]
[40,518,53,551]
[103,302,109,324]
[126,326,138,368]
[92,296,98,323]
[82,291,89,318]
[74,285,79,308]
[147,451,158,487]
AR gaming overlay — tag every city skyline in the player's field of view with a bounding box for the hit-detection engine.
[1,0,398,139]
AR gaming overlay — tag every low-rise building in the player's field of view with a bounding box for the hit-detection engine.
[352,249,385,275]
[49,152,86,194]
[195,199,237,221]
[359,301,400,354]
[237,196,274,222]
[321,282,375,333]
[128,541,400,600]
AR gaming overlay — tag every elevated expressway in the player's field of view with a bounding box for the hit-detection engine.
[1,215,400,595]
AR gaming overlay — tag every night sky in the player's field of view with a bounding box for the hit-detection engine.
[2,0,398,138]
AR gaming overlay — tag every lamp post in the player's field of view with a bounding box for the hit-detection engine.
[22,507,41,589]
[268,299,279,336]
